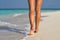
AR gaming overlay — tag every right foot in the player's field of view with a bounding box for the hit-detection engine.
[34,29,38,33]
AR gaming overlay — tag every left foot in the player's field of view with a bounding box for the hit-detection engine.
[28,30,34,35]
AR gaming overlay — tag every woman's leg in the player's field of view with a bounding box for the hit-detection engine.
[35,0,42,33]
[28,0,35,35]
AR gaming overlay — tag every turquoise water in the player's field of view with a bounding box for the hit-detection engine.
[0,10,29,15]
[0,10,59,15]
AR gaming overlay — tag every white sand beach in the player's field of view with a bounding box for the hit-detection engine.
[0,10,60,40]
[25,11,60,40]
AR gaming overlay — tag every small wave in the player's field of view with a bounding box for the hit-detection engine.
[12,13,22,17]
[0,21,18,26]
[0,21,30,33]
[0,21,30,40]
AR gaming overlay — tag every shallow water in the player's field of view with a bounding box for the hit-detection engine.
[0,10,30,40]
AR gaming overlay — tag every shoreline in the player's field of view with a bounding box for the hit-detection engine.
[0,11,60,40]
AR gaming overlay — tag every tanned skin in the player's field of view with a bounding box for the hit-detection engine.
[28,0,42,35]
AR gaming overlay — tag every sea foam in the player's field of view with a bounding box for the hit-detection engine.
[12,13,22,17]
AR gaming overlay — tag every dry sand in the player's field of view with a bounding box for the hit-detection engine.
[25,11,60,40]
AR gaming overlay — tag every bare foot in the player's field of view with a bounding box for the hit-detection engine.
[28,30,34,35]
[34,29,38,33]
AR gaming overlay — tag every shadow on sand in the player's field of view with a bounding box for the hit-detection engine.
[41,15,48,21]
